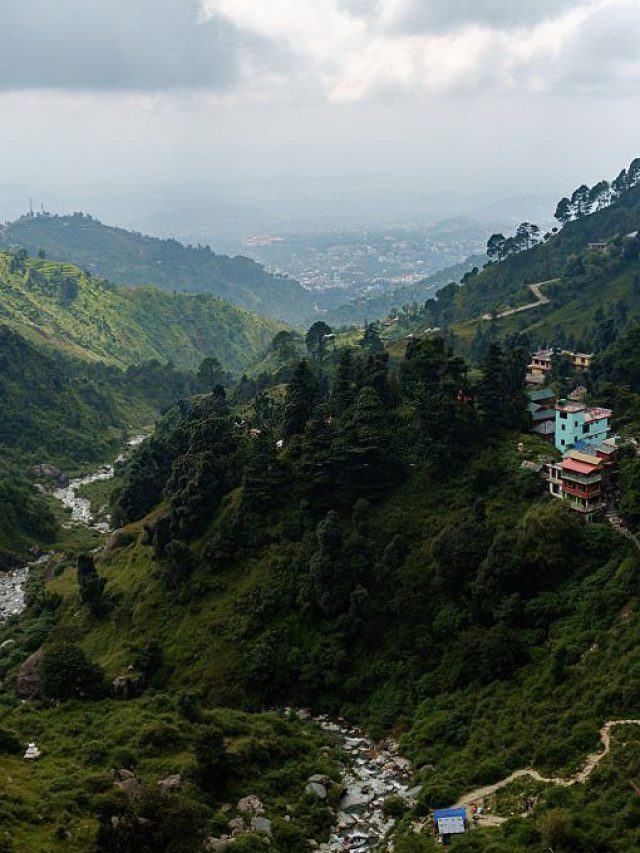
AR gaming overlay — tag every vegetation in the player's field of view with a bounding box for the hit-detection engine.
[4,159,640,851]
[0,212,316,325]
[0,250,283,373]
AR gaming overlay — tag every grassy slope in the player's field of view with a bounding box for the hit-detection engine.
[1,213,316,325]
[0,253,283,373]
[450,185,640,320]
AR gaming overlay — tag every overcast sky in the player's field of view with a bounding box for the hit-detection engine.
[1,0,639,237]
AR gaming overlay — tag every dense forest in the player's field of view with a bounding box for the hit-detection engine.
[0,213,317,325]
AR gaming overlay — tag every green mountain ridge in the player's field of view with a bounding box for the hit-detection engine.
[0,213,317,325]
[412,184,640,355]
[0,251,283,373]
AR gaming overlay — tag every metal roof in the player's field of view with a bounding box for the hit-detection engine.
[433,809,467,819]
[561,457,600,475]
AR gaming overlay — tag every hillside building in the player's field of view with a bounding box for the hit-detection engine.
[554,400,611,452]
[526,349,553,385]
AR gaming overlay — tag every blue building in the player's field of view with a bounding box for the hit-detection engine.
[554,400,611,452]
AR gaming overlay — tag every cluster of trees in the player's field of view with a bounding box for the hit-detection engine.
[555,156,640,225]
[486,222,546,262]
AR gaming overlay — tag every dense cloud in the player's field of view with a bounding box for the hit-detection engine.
[376,0,586,33]
[0,0,278,91]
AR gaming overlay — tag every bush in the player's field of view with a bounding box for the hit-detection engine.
[0,726,21,752]
[382,795,408,819]
[39,643,107,701]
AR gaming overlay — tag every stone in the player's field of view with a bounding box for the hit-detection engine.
[104,529,135,555]
[24,742,41,760]
[205,838,231,851]
[112,674,142,699]
[32,464,68,486]
[228,817,246,835]
[340,790,374,811]
[116,776,144,802]
[237,795,264,816]
[0,639,16,650]
[157,773,181,793]
[305,782,327,800]
[252,817,272,837]
[16,647,44,699]
[33,483,47,495]
[307,773,330,785]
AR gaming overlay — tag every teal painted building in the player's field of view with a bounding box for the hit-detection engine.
[555,401,611,452]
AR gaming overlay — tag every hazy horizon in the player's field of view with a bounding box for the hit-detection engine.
[1,1,639,245]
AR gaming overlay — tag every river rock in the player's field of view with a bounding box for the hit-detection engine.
[308,773,330,785]
[16,647,44,698]
[340,790,374,811]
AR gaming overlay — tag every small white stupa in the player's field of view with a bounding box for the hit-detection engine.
[24,743,41,760]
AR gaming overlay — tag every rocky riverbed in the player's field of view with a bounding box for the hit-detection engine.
[0,434,148,621]
[301,712,419,851]
[53,433,148,531]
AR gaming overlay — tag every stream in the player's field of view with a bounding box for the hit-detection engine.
[299,712,418,851]
[0,434,147,621]
[1,435,419,849]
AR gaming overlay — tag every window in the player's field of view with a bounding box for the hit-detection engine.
[561,424,565,431]
[560,412,568,419]
[582,424,589,434]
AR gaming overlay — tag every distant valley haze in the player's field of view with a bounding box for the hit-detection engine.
[1,0,640,243]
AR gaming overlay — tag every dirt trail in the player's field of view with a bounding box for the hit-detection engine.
[481,278,558,321]
[452,719,640,822]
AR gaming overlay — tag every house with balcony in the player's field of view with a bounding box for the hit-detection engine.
[526,348,554,385]
[554,400,612,452]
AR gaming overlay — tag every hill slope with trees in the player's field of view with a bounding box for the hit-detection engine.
[0,213,317,325]
[0,250,282,373]
[4,325,640,849]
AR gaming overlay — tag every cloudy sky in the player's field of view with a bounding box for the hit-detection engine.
[1,0,639,237]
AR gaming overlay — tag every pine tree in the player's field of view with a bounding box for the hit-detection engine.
[283,359,318,436]
[332,347,355,414]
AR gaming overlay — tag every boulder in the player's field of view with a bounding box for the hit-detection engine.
[305,782,327,800]
[237,795,264,816]
[112,675,142,700]
[307,773,330,785]
[157,773,181,793]
[205,839,231,852]
[104,529,135,555]
[228,817,246,835]
[252,817,272,837]
[32,464,68,487]
[16,647,44,699]
[111,768,143,802]
[116,776,144,802]
[340,790,374,811]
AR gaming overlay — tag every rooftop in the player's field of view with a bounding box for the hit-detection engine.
[528,388,556,402]
[561,457,601,476]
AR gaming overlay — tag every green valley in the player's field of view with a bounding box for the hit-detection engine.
[0,251,282,373]
[0,213,317,326]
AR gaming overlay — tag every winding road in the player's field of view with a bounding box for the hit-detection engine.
[481,278,558,321]
[451,719,640,826]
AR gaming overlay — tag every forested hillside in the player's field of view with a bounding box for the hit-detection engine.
[4,324,640,850]
[0,251,282,372]
[417,180,640,351]
[0,324,208,562]
[0,213,317,325]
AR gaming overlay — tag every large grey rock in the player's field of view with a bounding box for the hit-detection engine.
[340,790,374,811]
[305,782,327,800]
[252,817,272,836]
[16,647,44,699]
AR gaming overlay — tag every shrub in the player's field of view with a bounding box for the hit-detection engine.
[39,643,107,701]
